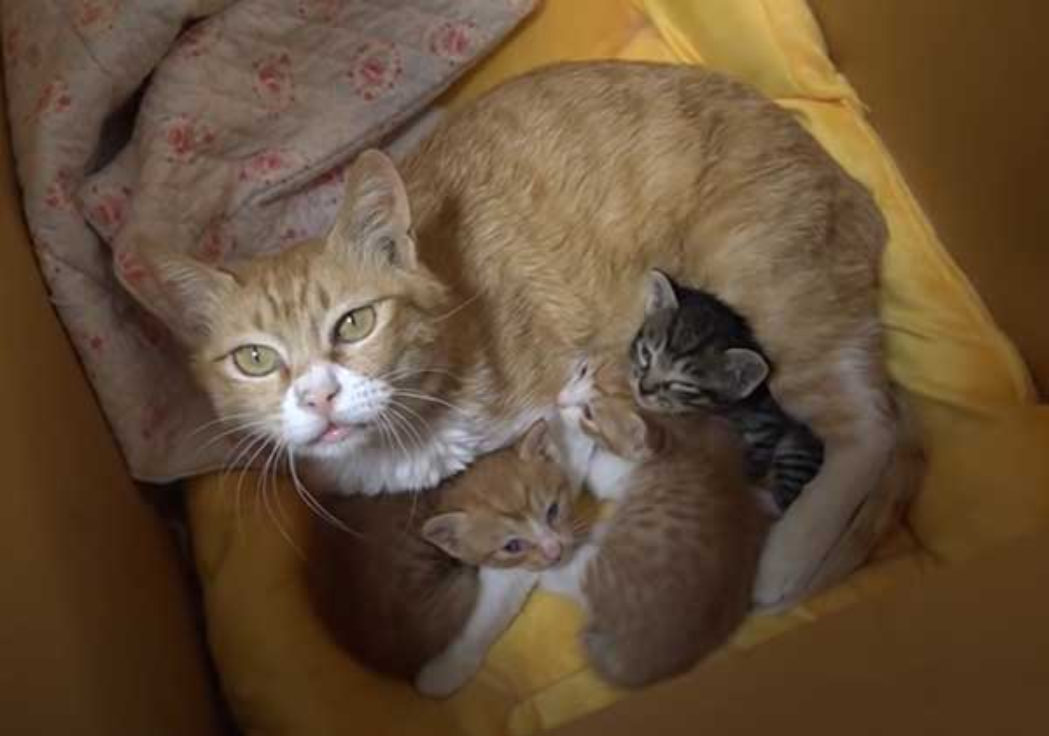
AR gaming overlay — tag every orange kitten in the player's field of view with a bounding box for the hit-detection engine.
[544,358,767,687]
[121,61,916,605]
[308,422,585,697]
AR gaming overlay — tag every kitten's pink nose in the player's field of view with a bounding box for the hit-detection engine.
[540,539,563,563]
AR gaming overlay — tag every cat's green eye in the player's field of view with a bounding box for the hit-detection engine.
[334,305,377,344]
[231,344,282,377]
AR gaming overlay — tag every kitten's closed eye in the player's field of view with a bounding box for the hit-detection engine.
[546,502,560,524]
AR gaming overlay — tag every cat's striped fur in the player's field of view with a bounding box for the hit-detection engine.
[630,272,824,513]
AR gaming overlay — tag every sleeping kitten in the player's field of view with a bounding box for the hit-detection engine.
[543,359,767,688]
[630,271,825,513]
[308,421,584,698]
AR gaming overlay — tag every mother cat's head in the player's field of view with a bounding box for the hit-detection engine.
[120,151,452,459]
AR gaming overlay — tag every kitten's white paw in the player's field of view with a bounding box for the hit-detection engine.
[415,653,480,699]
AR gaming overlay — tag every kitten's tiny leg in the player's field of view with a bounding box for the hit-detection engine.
[415,568,538,698]
[540,543,598,608]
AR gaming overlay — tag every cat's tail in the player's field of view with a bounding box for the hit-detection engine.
[806,385,926,594]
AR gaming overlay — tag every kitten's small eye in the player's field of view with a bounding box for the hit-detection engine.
[581,404,594,421]
[668,381,699,394]
[503,538,524,554]
[334,305,377,344]
[231,344,282,377]
[546,502,560,524]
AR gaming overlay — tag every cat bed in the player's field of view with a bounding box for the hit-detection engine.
[187,1,1049,735]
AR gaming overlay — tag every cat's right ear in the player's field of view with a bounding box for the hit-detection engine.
[721,348,770,398]
[328,149,416,269]
[422,512,469,558]
[645,270,679,315]
[115,240,236,346]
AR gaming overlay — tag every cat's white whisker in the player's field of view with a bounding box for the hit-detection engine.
[286,451,361,537]
[430,292,481,324]
[380,366,463,384]
[192,417,276,458]
[259,440,305,558]
[185,410,267,440]
[385,403,428,451]
[391,389,469,416]
[388,399,434,439]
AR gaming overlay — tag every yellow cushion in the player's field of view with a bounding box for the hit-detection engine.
[188,2,1049,735]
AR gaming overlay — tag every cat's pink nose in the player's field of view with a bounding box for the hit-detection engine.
[297,385,340,413]
[540,539,563,563]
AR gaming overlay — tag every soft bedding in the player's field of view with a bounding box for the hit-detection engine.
[1,0,535,482]
[185,2,1049,736]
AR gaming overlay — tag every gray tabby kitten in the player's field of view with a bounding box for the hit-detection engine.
[629,271,824,513]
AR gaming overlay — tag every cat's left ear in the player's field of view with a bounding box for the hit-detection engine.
[517,419,562,464]
[645,270,679,316]
[328,149,416,269]
[422,512,469,558]
[721,348,769,398]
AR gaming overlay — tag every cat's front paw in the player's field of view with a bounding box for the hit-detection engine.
[415,653,481,699]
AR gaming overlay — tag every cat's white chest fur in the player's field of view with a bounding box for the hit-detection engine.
[587,451,638,502]
[307,408,544,495]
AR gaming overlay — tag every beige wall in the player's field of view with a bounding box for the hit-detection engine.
[811,0,1049,397]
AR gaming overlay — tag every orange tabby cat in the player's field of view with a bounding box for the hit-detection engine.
[309,421,584,697]
[544,358,767,686]
[121,61,916,605]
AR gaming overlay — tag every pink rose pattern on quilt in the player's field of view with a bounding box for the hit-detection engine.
[2,0,536,482]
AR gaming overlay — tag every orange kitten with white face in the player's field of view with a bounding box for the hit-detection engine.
[309,421,585,697]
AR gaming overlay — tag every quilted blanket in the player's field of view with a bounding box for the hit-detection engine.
[2,0,535,481]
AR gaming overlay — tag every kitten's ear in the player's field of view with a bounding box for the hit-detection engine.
[422,512,470,558]
[613,409,663,461]
[115,240,236,346]
[328,149,416,269]
[585,399,662,461]
[645,270,679,316]
[721,348,770,398]
[517,419,565,465]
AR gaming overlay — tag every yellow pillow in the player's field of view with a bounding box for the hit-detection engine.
[188,2,1049,735]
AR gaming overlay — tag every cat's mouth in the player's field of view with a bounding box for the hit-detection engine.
[313,422,353,445]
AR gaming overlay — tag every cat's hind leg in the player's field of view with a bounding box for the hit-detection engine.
[753,347,900,609]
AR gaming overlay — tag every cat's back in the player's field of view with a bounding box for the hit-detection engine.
[402,61,885,403]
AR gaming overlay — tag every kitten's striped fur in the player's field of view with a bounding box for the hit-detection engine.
[630,272,824,512]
